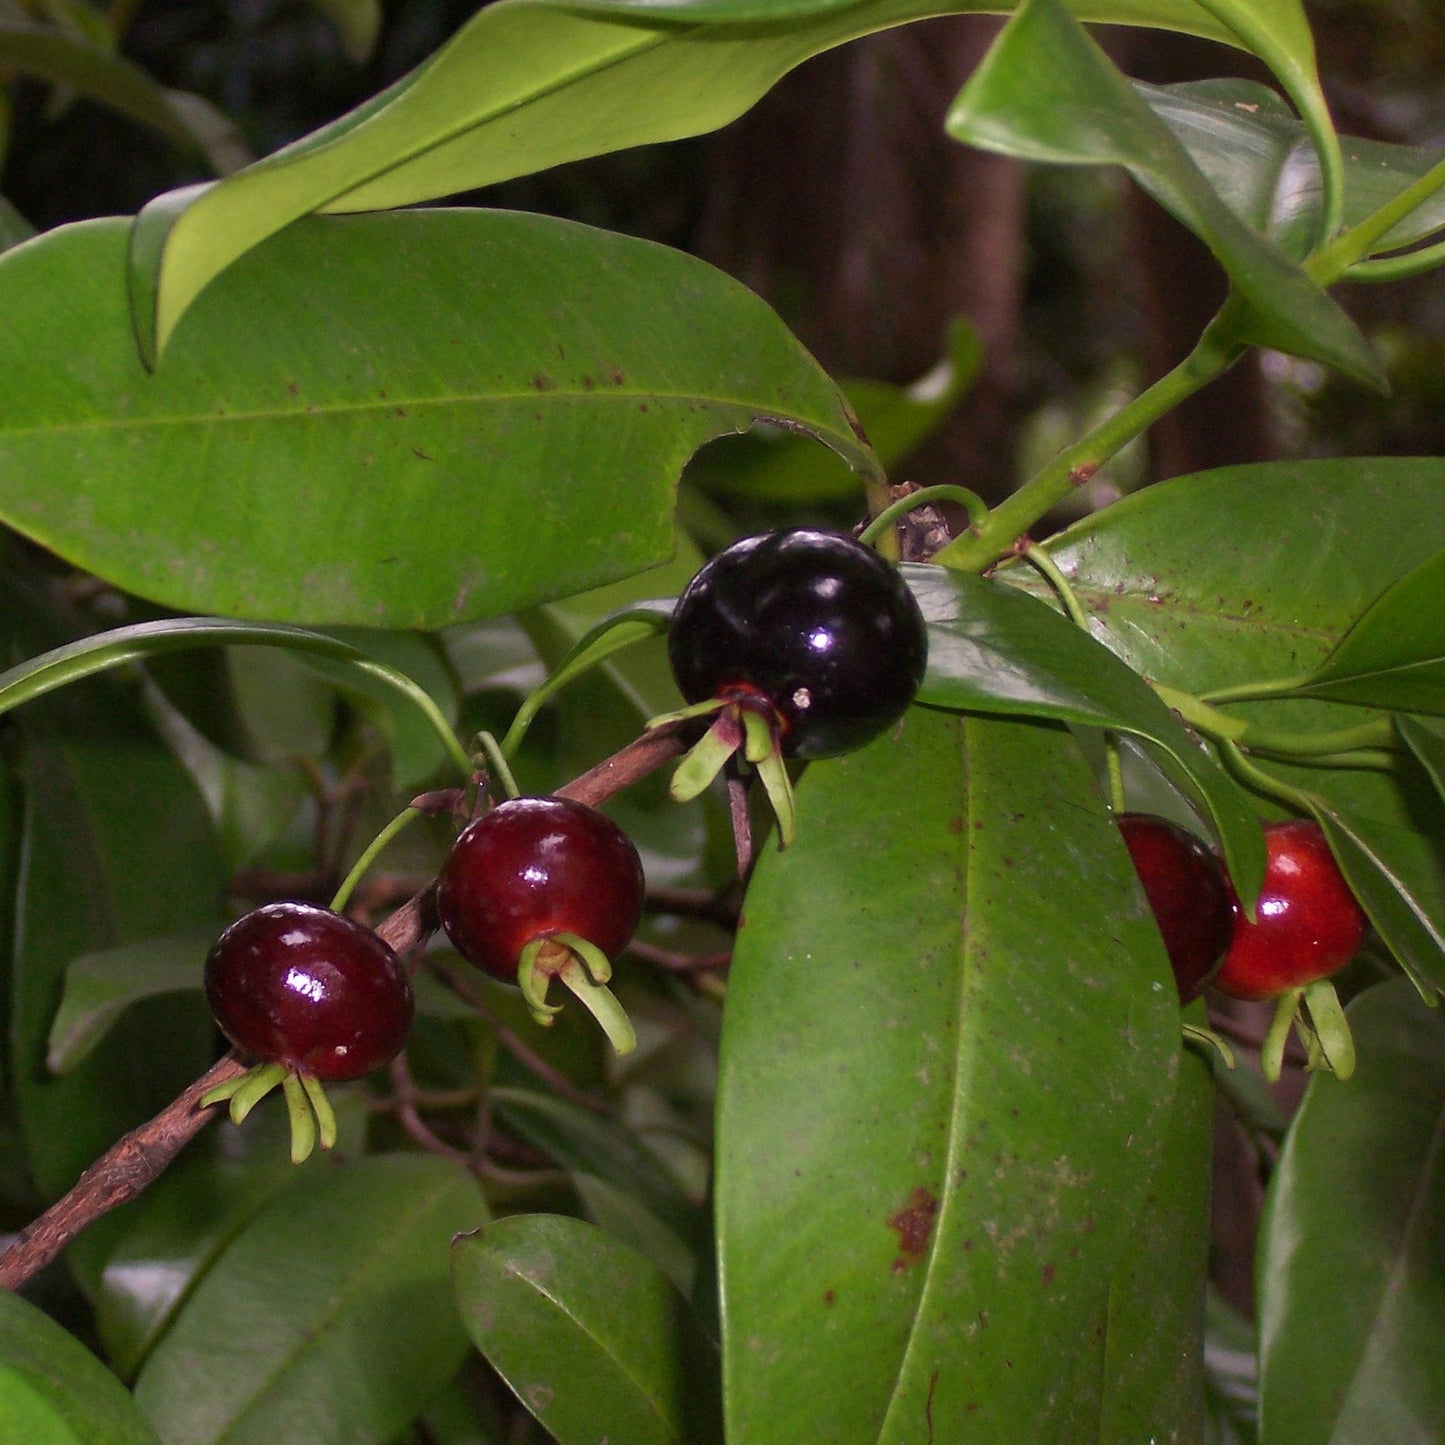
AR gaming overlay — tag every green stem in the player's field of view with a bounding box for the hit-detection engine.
[476,730,520,801]
[330,805,423,913]
[1199,673,1315,705]
[1153,684,1396,758]
[1308,154,1445,283]
[856,485,989,547]
[1344,236,1445,283]
[1105,736,1127,814]
[934,320,1239,573]
[1016,543,1091,630]
[1218,741,1319,816]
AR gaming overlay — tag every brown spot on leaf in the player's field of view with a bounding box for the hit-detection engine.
[532,373,556,391]
[888,1185,938,1273]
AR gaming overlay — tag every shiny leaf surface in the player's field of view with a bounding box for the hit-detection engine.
[1257,979,1445,1444]
[452,1212,722,1445]
[0,211,871,627]
[716,708,1179,1442]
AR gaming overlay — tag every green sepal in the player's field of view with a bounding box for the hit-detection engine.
[516,937,565,1027]
[1302,978,1357,1080]
[740,707,774,766]
[219,1061,289,1124]
[669,711,743,803]
[1182,1021,1235,1069]
[552,930,613,986]
[555,956,637,1057]
[645,696,728,732]
[1261,988,1304,1083]
[300,1071,340,1150]
[753,746,797,849]
[282,1071,318,1165]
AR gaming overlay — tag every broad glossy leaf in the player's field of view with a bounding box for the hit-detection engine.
[1293,547,1445,714]
[0,1288,161,1445]
[1257,979,1445,1444]
[46,931,213,1073]
[131,0,1301,360]
[946,0,1376,382]
[1095,1037,1212,1439]
[716,709,1180,1442]
[907,564,1263,897]
[1004,459,1445,696]
[0,211,871,627]
[452,1213,722,1445]
[94,1098,372,1381]
[133,1154,486,1445]
[1143,80,1445,262]
[1400,715,1445,806]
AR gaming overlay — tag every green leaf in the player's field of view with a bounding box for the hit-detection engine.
[1291,547,1445,713]
[46,931,213,1074]
[716,709,1180,1442]
[452,1213,723,1445]
[0,1288,161,1444]
[1096,1038,1213,1440]
[1,211,871,627]
[0,18,241,172]
[688,317,980,506]
[133,1154,486,1445]
[1257,979,1445,1444]
[129,0,1294,361]
[946,0,1377,383]
[1143,80,1445,262]
[308,0,381,63]
[0,615,469,779]
[1003,459,1445,696]
[908,564,1264,899]
[4,601,225,1287]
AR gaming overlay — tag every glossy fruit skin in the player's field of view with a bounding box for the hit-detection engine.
[1214,819,1368,1001]
[436,796,646,980]
[204,902,413,1081]
[667,528,929,759]
[1117,813,1233,1004]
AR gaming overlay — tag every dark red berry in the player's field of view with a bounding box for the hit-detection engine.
[204,902,413,1081]
[1117,813,1232,1004]
[667,528,928,759]
[1214,819,1367,1001]
[436,796,645,981]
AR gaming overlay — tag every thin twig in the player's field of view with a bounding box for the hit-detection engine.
[0,1052,247,1289]
[626,939,732,974]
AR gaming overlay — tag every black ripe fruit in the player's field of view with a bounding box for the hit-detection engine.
[667,528,928,759]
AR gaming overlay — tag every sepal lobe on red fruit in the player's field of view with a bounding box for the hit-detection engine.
[435,796,644,1055]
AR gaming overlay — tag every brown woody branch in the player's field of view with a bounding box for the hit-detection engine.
[0,723,689,1292]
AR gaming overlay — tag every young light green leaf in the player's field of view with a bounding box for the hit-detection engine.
[716,709,1181,1442]
[1291,547,1445,714]
[452,1213,722,1445]
[945,0,1376,383]
[0,1289,162,1444]
[134,1155,486,1445]
[46,932,213,1074]
[2,212,872,627]
[907,564,1264,900]
[129,0,1279,361]
[0,616,471,778]
[1258,979,1445,1444]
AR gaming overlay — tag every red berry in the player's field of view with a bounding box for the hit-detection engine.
[436,796,645,981]
[1117,813,1233,1004]
[1214,819,1367,1001]
[667,528,928,759]
[204,902,413,1081]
